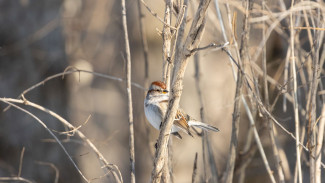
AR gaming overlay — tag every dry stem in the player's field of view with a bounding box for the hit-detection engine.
[121,0,136,182]
[151,0,212,182]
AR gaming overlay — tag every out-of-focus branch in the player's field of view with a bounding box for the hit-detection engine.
[261,1,285,182]
[162,0,173,89]
[223,0,252,182]
[0,99,90,183]
[289,1,302,182]
[121,0,136,182]
[137,0,154,162]
[161,1,174,182]
[0,177,33,183]
[35,161,59,183]
[191,152,198,183]
[140,0,176,30]
[151,0,212,182]
[3,68,145,112]
[315,105,325,183]
[1,98,123,183]
[137,0,149,89]
[194,52,218,182]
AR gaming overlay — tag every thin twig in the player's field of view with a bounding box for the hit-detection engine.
[223,0,253,182]
[121,0,136,182]
[1,98,123,183]
[18,147,25,177]
[136,0,154,162]
[306,8,323,183]
[289,0,302,182]
[194,52,218,182]
[315,105,325,183]
[242,98,276,183]
[191,152,198,183]
[0,99,90,183]
[137,0,150,89]
[261,1,285,182]
[162,0,173,89]
[140,0,177,30]
[189,42,229,54]
[35,161,59,183]
[0,177,34,183]
[3,68,144,112]
[236,128,256,183]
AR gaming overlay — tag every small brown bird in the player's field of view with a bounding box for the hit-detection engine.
[144,81,219,138]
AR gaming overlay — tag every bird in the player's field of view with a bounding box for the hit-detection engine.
[144,81,219,139]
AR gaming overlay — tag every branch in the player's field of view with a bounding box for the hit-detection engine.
[121,0,136,181]
[3,68,144,112]
[140,0,176,30]
[261,1,285,182]
[0,99,89,182]
[289,1,302,182]
[1,98,123,183]
[151,0,212,182]
[223,0,253,182]
[191,152,198,183]
[315,105,325,183]
[189,42,229,55]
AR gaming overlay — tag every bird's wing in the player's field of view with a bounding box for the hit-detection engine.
[174,110,193,136]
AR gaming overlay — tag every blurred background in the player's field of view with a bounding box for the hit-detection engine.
[0,0,324,183]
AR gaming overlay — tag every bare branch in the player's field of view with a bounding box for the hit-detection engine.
[151,0,212,182]
[191,152,198,183]
[3,68,144,112]
[1,98,123,183]
[289,1,302,182]
[18,147,25,177]
[35,161,59,183]
[0,99,90,183]
[140,0,176,30]
[0,177,34,183]
[121,0,136,182]
[315,105,325,183]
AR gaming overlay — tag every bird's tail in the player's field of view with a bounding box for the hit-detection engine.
[188,121,219,132]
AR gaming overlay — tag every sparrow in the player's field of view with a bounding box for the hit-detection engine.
[144,81,219,139]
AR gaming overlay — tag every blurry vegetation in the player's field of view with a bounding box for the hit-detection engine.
[0,0,324,183]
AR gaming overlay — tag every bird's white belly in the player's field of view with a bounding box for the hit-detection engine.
[144,104,162,130]
[144,103,181,133]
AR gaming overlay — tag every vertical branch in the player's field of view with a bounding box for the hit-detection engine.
[315,105,325,183]
[194,53,218,182]
[261,1,285,182]
[307,16,322,183]
[242,98,276,183]
[194,53,207,183]
[151,0,212,182]
[121,0,136,182]
[223,0,252,182]
[192,152,198,183]
[137,0,149,89]
[137,0,154,160]
[162,0,173,89]
[18,147,25,177]
[161,1,173,182]
[289,1,302,182]
[223,51,243,183]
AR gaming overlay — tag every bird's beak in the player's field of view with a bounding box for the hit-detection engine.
[162,90,168,94]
